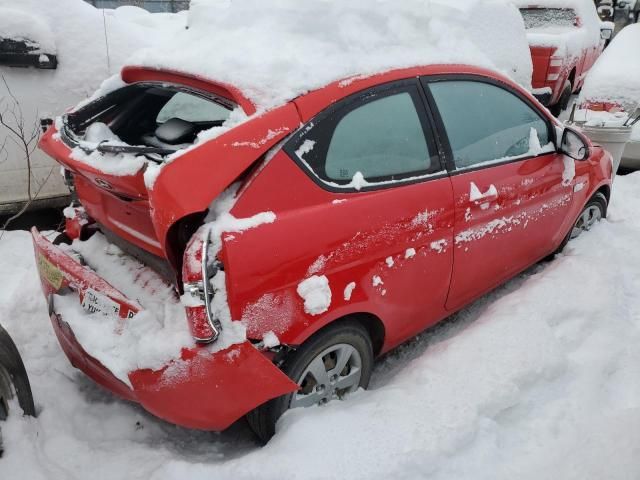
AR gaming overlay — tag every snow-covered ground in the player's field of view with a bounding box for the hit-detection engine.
[0,172,639,478]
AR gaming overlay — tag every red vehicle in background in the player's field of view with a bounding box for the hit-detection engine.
[515,0,613,115]
[32,63,612,442]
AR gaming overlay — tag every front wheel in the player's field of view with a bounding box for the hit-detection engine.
[246,321,373,443]
[555,192,607,255]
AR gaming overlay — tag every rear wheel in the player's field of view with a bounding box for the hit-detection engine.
[0,325,36,457]
[551,79,572,117]
[246,321,373,443]
[0,365,12,421]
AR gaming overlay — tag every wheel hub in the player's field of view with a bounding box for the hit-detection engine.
[571,204,603,240]
[290,343,362,408]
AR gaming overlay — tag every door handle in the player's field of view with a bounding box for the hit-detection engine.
[469,182,498,204]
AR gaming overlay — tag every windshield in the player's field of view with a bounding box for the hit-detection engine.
[520,8,578,29]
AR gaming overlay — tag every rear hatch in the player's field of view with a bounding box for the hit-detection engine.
[39,70,245,258]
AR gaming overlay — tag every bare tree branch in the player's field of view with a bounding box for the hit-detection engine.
[0,74,45,233]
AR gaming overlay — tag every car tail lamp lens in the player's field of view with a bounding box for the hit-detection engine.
[582,100,623,113]
[182,228,222,344]
[185,302,217,342]
[547,57,563,82]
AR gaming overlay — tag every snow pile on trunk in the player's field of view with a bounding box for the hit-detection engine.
[579,24,640,110]
[2,175,640,477]
[129,0,532,111]
[53,234,194,386]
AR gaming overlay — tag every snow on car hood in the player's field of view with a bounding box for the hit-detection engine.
[127,0,532,111]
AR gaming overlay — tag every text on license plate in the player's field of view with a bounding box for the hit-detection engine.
[81,288,122,318]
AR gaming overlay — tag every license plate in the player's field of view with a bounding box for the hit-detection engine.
[38,254,64,290]
[81,288,121,318]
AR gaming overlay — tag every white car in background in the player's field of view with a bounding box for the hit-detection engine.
[578,23,640,168]
[0,0,185,215]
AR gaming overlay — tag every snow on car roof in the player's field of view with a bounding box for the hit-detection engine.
[0,7,56,53]
[580,24,640,108]
[127,0,532,111]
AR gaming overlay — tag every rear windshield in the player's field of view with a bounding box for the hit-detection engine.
[520,8,577,29]
[64,84,236,157]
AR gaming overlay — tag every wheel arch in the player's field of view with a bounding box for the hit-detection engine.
[288,311,387,357]
[594,184,611,210]
[567,67,577,88]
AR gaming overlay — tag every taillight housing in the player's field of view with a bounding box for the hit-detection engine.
[63,205,90,241]
[547,56,563,82]
[582,100,623,113]
[182,228,223,343]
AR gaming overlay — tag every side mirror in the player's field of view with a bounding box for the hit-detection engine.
[600,26,614,40]
[560,128,590,161]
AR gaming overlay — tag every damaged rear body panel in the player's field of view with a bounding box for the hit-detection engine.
[31,228,298,430]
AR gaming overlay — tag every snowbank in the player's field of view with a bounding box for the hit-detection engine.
[579,24,640,110]
[3,174,640,478]
[129,0,532,111]
[575,24,640,141]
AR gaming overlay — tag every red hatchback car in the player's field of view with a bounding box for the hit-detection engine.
[33,64,612,441]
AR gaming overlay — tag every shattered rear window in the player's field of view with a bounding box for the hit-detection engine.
[157,92,230,123]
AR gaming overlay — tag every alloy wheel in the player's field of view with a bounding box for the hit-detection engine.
[290,343,362,408]
[570,204,603,240]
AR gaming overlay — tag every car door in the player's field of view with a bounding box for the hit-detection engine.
[236,79,456,347]
[422,77,573,311]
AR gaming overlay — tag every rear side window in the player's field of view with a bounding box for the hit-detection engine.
[287,84,440,188]
[427,80,552,170]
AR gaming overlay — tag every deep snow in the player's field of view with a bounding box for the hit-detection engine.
[130,0,533,111]
[0,174,639,478]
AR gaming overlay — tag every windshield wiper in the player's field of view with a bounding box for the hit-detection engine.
[95,144,176,156]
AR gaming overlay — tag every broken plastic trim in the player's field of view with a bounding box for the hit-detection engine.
[199,230,222,343]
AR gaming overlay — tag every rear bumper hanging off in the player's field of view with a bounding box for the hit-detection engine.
[31,228,297,430]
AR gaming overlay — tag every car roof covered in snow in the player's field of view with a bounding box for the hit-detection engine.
[0,7,56,53]
[122,0,532,112]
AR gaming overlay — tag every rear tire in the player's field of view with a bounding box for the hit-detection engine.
[246,320,373,443]
[551,79,572,117]
[0,325,35,457]
[52,232,72,246]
